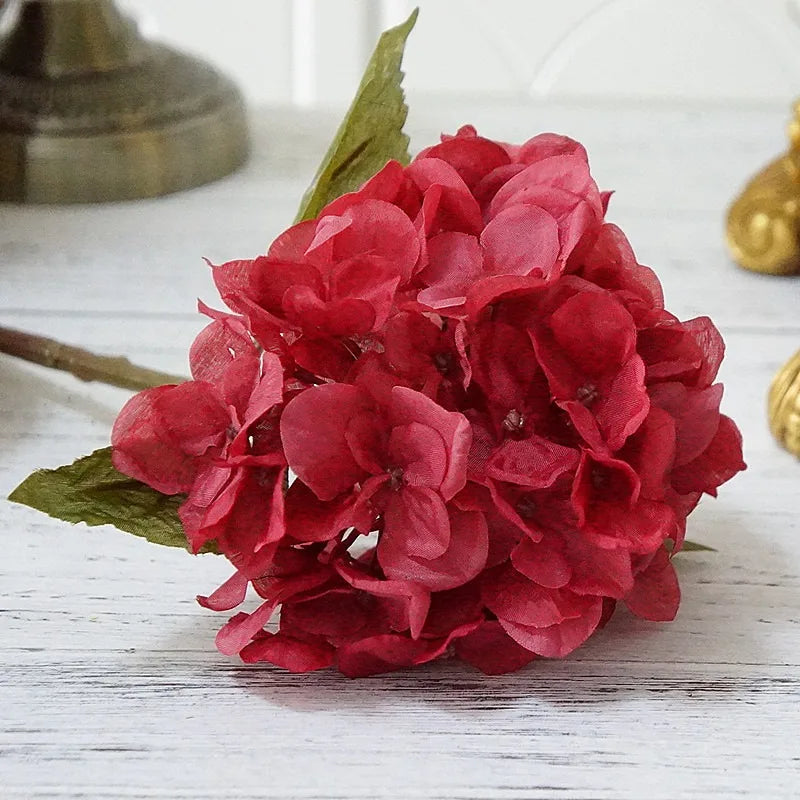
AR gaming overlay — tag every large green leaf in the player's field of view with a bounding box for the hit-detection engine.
[294,8,419,223]
[8,447,199,551]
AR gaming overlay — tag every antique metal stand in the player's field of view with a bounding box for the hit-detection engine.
[0,0,249,203]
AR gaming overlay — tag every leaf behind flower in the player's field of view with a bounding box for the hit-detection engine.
[671,539,717,553]
[8,447,207,552]
[293,8,418,223]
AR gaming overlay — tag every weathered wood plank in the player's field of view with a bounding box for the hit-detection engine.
[1,103,799,799]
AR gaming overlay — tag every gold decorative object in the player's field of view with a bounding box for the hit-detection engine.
[769,349,800,457]
[0,0,249,203]
[726,102,800,276]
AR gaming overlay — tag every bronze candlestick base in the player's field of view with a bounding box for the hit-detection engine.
[0,0,249,203]
[726,102,800,276]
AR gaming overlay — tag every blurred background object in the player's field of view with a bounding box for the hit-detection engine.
[119,0,800,107]
[726,105,800,277]
[7,0,800,204]
[769,348,800,456]
[0,0,249,203]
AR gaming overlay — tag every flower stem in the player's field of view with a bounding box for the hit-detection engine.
[0,325,187,391]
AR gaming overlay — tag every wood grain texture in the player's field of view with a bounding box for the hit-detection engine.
[1,102,799,799]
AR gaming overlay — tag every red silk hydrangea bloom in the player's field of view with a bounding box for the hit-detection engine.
[111,126,745,677]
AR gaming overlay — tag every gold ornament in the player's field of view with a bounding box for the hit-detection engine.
[769,349,800,457]
[726,102,800,275]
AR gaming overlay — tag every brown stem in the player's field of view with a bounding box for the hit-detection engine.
[0,325,187,391]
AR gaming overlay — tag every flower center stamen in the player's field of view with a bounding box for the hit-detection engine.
[388,466,404,490]
[591,468,609,491]
[502,408,525,435]
[433,351,453,375]
[577,383,599,406]
[515,495,537,519]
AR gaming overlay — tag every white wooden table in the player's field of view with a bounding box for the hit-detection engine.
[2,100,799,799]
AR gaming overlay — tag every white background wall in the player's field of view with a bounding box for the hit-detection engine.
[120,0,800,108]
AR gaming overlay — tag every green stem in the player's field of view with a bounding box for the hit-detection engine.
[0,325,186,391]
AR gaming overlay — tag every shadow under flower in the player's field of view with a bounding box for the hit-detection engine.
[128,453,796,714]
[219,511,791,712]
[0,360,122,442]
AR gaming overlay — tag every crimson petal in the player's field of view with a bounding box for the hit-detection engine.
[625,547,681,622]
[281,383,372,501]
[454,620,538,675]
[240,632,335,672]
[383,486,452,560]
[215,599,279,656]
[379,509,489,591]
[500,596,603,658]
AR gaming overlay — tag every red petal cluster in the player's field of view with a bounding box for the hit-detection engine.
[112,126,745,677]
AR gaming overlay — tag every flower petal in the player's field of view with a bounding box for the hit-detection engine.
[215,598,279,656]
[417,232,483,309]
[240,632,335,672]
[281,384,372,500]
[482,567,584,628]
[499,595,603,658]
[337,621,480,678]
[111,384,226,495]
[383,486,452,560]
[511,537,571,589]
[196,570,249,612]
[454,620,538,675]
[285,480,359,543]
[334,558,431,640]
[379,509,489,591]
[481,204,561,279]
[388,422,448,489]
[388,386,471,501]
[486,437,579,489]
[625,548,680,622]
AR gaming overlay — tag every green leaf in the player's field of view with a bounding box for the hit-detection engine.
[680,539,717,552]
[294,8,419,223]
[8,447,203,552]
[669,539,717,553]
